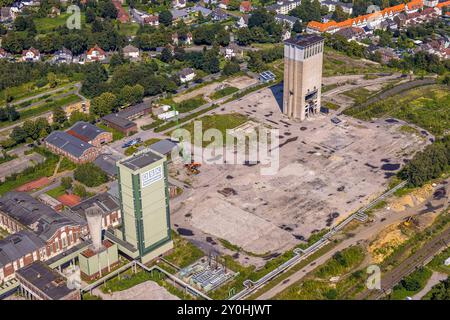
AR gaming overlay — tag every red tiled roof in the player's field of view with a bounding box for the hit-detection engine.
[240,1,252,11]
[307,0,424,32]
[87,44,106,56]
[437,0,450,8]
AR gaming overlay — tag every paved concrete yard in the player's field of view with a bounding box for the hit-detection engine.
[170,84,428,263]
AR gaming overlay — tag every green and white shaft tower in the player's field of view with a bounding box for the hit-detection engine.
[117,148,173,263]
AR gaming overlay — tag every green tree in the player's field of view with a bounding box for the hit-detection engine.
[160,47,173,63]
[222,61,241,76]
[292,20,302,33]
[61,176,73,190]
[331,6,349,22]
[91,92,118,117]
[159,10,173,27]
[47,72,58,88]
[73,183,88,198]
[74,163,108,187]
[53,106,67,125]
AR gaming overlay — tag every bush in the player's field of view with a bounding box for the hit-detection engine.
[73,163,108,187]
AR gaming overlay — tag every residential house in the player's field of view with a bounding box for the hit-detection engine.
[0,48,9,59]
[86,45,106,62]
[267,0,301,15]
[112,0,130,23]
[173,0,187,8]
[223,43,244,59]
[219,0,230,9]
[240,1,252,13]
[211,8,228,21]
[0,7,12,22]
[178,68,196,83]
[51,47,73,64]
[123,44,140,59]
[275,14,300,29]
[306,0,424,33]
[21,48,40,62]
[237,14,249,28]
[321,0,353,15]
[335,27,365,41]
[144,14,159,26]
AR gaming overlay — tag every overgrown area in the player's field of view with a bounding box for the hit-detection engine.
[73,163,108,187]
[399,135,450,187]
[344,85,450,136]
[275,246,366,300]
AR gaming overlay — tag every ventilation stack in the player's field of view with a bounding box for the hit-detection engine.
[85,206,104,253]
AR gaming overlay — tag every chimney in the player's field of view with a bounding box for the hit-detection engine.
[85,206,104,253]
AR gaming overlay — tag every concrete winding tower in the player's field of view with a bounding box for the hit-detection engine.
[283,35,324,121]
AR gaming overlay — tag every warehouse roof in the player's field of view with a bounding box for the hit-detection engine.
[0,192,79,241]
[45,131,95,158]
[117,102,151,120]
[148,139,178,156]
[16,261,77,300]
[70,192,120,219]
[67,121,106,142]
[94,153,121,177]
[0,231,44,268]
[102,113,136,129]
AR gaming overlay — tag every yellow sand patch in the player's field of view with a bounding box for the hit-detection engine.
[389,184,433,212]
[368,223,409,264]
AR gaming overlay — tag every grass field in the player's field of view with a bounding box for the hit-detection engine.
[344,85,450,136]
[0,94,82,130]
[0,81,74,106]
[34,14,87,33]
[164,231,205,269]
[323,49,392,77]
[178,113,248,147]
[46,185,67,198]
[209,86,239,100]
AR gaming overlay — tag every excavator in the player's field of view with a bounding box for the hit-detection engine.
[185,161,201,175]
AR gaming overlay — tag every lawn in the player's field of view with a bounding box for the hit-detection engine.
[161,96,207,114]
[344,85,450,136]
[164,231,204,269]
[46,185,67,198]
[428,247,450,275]
[34,13,87,33]
[209,86,239,100]
[117,22,140,37]
[178,113,249,147]
[0,81,73,106]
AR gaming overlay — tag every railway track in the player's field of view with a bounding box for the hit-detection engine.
[360,226,450,300]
